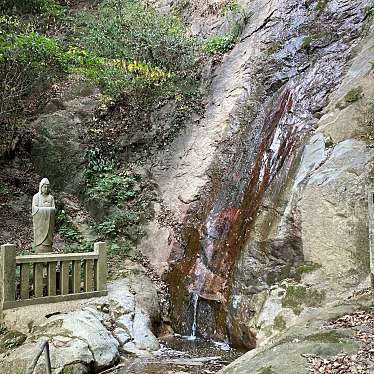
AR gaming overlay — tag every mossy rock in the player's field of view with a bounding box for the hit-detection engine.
[0,330,27,354]
[273,315,287,331]
[258,366,274,374]
[281,284,326,315]
[344,86,363,104]
[295,262,321,275]
[31,111,88,193]
[305,330,351,344]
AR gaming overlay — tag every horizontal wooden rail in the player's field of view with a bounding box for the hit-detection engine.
[3,291,107,310]
[1,242,107,311]
[16,252,99,264]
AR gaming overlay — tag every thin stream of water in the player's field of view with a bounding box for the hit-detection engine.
[189,293,199,340]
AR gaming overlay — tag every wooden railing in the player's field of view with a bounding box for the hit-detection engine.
[0,242,107,310]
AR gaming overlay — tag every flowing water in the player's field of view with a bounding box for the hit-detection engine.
[112,336,244,374]
[189,293,199,340]
[167,0,370,346]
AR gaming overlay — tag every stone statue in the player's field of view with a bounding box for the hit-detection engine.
[32,178,55,253]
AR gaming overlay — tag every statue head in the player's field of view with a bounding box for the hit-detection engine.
[39,178,51,196]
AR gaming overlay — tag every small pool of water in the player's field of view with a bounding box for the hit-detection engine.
[111,335,245,374]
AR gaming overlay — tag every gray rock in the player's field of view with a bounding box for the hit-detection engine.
[132,308,160,351]
[60,310,120,370]
[116,313,134,334]
[113,328,132,346]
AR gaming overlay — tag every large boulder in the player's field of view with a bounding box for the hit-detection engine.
[31,76,99,193]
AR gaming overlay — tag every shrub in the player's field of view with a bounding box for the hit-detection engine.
[74,0,197,75]
[95,210,142,240]
[88,174,138,204]
[83,148,115,186]
[204,9,249,55]
[316,0,328,13]
[0,0,63,15]
[0,24,67,156]
[205,34,236,55]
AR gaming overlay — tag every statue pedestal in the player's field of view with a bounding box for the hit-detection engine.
[35,245,53,254]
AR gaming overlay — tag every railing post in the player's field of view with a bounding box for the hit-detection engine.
[94,242,107,292]
[0,244,16,309]
[368,189,374,287]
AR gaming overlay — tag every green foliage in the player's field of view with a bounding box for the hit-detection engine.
[205,34,236,55]
[0,25,67,148]
[301,35,315,50]
[0,0,63,16]
[108,240,133,258]
[95,209,142,240]
[0,184,10,196]
[0,324,6,335]
[74,0,197,75]
[83,148,115,186]
[88,174,138,204]
[64,240,93,254]
[55,200,82,242]
[59,224,81,242]
[204,9,249,55]
[296,261,322,275]
[222,0,241,15]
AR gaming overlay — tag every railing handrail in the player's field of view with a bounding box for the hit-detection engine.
[16,251,99,264]
[0,242,108,311]
[27,339,52,374]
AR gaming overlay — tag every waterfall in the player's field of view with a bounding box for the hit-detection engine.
[188,293,199,340]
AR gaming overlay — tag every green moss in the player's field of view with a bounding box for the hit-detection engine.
[344,86,363,104]
[305,331,348,344]
[258,366,274,374]
[301,35,315,50]
[273,315,287,331]
[316,0,328,13]
[282,285,306,314]
[281,284,326,315]
[0,330,26,354]
[362,3,374,35]
[296,262,322,275]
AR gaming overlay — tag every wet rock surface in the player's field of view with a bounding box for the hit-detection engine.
[216,26,374,372]
[159,0,373,347]
[111,335,244,374]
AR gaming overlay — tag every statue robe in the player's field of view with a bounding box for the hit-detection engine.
[32,192,55,248]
